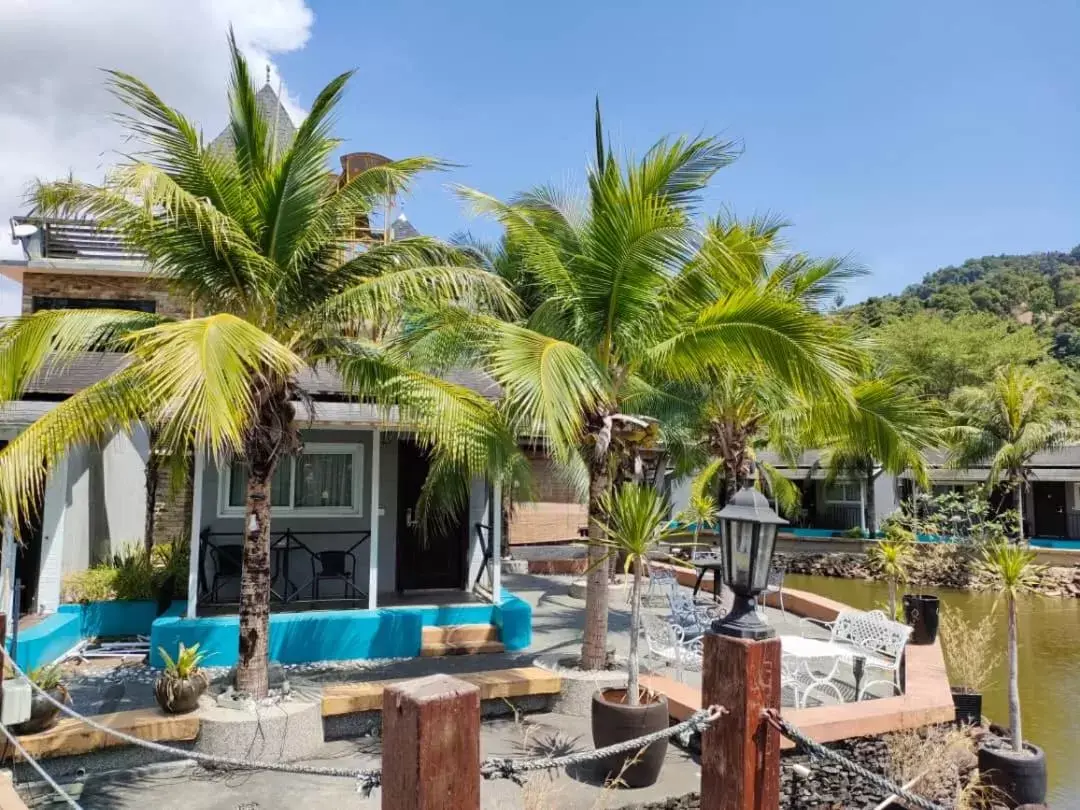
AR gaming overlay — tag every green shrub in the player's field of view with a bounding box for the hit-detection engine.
[152,538,190,597]
[61,567,118,603]
[61,538,191,603]
[111,544,156,600]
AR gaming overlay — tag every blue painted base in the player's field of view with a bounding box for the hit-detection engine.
[150,592,533,668]
[6,612,81,672]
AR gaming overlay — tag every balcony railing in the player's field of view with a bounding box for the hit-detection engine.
[11,216,146,261]
[816,503,863,531]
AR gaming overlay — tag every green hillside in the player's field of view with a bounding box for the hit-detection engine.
[849,246,1080,371]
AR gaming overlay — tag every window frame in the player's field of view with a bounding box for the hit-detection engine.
[217,442,364,518]
[823,481,862,505]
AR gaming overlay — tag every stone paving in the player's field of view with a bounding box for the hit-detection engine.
[31,572,885,808]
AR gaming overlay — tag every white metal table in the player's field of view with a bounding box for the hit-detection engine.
[780,635,866,707]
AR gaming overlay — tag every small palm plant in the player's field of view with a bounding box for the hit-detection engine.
[678,493,718,558]
[868,525,915,620]
[594,483,674,706]
[978,541,1040,753]
[155,643,211,714]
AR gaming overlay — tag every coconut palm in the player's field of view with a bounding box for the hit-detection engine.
[947,365,1074,541]
[0,32,519,698]
[593,483,675,705]
[979,541,1040,753]
[419,106,861,669]
[677,492,718,552]
[812,375,943,535]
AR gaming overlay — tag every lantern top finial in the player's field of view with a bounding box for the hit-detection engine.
[716,484,789,526]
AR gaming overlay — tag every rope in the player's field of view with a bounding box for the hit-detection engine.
[480,705,725,783]
[0,721,83,809]
[763,709,948,810]
[2,656,383,796]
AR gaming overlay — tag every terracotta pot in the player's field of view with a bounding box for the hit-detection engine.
[11,687,67,735]
[154,672,208,714]
[590,688,669,788]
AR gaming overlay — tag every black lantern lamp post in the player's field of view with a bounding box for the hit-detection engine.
[710,484,788,640]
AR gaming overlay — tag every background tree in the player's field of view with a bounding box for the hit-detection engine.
[0,33,518,698]
[946,365,1075,541]
[425,107,860,669]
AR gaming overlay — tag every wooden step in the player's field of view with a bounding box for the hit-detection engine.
[421,624,498,645]
[322,666,561,716]
[420,640,505,657]
[12,707,200,761]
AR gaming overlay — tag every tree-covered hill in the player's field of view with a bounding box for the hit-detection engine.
[849,246,1080,372]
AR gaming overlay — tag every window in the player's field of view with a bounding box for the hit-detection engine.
[824,481,862,504]
[219,443,363,517]
[32,297,156,313]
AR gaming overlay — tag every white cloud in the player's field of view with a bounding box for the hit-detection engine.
[0,0,315,305]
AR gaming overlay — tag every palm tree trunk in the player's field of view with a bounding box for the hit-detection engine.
[235,457,276,698]
[1015,481,1025,543]
[865,468,876,536]
[581,466,611,670]
[144,446,159,553]
[1007,593,1022,752]
[627,555,642,707]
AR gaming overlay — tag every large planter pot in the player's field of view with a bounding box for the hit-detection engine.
[591,688,668,788]
[11,687,67,735]
[902,593,940,645]
[154,672,208,714]
[978,741,1047,808]
[950,687,982,726]
[155,576,177,617]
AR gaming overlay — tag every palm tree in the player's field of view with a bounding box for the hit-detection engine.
[867,525,914,619]
[813,376,943,534]
[979,541,1040,752]
[424,105,860,669]
[593,483,674,704]
[676,492,719,555]
[0,32,518,698]
[947,365,1074,541]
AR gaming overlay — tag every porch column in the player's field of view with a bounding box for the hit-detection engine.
[186,451,204,619]
[1,517,15,633]
[858,477,868,533]
[368,428,381,610]
[491,479,502,602]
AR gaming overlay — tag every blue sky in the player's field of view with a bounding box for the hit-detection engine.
[277,0,1080,301]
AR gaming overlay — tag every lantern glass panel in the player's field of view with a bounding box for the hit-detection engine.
[750,523,778,591]
[729,519,754,590]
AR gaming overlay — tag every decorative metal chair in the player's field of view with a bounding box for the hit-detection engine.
[759,562,786,616]
[800,608,913,699]
[641,562,680,606]
[208,544,243,604]
[640,610,703,683]
[311,550,364,601]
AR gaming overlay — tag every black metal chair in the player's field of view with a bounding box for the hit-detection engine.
[311,549,363,601]
[209,544,244,604]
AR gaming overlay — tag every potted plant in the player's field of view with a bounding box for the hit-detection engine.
[939,603,1001,725]
[589,483,673,788]
[11,664,68,735]
[976,541,1046,807]
[868,524,914,622]
[155,643,210,714]
[151,538,189,616]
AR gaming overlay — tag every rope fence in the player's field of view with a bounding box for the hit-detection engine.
[0,720,83,809]
[763,709,948,810]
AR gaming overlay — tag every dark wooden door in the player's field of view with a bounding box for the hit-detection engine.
[395,441,467,591]
[1032,482,1067,538]
[0,441,43,614]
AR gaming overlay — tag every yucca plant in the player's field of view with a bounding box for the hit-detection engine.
[0,30,520,698]
[978,541,1040,753]
[677,493,718,555]
[27,663,65,693]
[158,642,210,679]
[421,105,861,669]
[593,483,674,705]
[868,525,915,620]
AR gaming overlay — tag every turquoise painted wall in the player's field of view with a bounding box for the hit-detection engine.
[7,612,81,672]
[149,593,533,667]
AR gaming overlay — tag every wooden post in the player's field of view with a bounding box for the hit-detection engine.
[700,630,782,810]
[382,674,481,810]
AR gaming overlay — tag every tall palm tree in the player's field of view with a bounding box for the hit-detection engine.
[947,365,1074,541]
[419,106,860,669]
[0,33,518,698]
[814,376,943,534]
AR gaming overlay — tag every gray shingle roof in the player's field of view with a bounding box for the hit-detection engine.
[209,83,297,156]
[22,353,499,401]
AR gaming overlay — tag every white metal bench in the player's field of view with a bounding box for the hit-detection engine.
[798,609,912,700]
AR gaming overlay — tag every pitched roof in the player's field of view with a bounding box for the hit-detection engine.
[21,353,500,401]
[209,83,297,156]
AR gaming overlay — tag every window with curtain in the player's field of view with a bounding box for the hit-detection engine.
[824,482,861,504]
[222,445,361,515]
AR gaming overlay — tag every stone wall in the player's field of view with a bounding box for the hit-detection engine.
[151,457,193,545]
[22,272,190,318]
[509,450,587,544]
